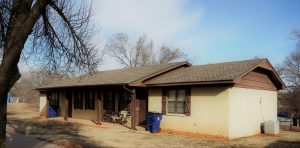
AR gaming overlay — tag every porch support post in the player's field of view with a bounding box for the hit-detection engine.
[64,92,68,121]
[46,92,49,118]
[101,90,104,118]
[96,89,102,125]
[131,89,136,130]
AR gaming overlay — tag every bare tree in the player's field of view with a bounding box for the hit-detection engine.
[0,0,101,146]
[10,75,39,106]
[277,29,300,113]
[30,69,63,88]
[105,33,188,68]
[9,69,58,108]
[158,46,186,64]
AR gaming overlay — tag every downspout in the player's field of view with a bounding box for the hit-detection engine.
[123,85,136,130]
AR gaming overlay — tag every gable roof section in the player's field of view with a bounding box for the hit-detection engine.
[234,59,285,90]
[145,59,285,90]
[37,61,190,89]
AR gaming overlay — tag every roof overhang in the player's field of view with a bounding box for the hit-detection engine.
[35,83,128,91]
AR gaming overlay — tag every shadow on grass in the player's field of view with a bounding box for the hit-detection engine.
[7,118,103,147]
[265,140,300,148]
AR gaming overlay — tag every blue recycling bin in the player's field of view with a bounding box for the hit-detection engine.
[146,113,152,132]
[49,105,57,118]
[146,112,162,133]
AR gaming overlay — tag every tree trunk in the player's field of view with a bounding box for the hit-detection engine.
[0,89,8,148]
[0,1,59,147]
[0,67,20,148]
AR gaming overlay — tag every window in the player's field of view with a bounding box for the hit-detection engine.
[85,91,95,110]
[49,92,59,106]
[168,89,185,114]
[74,91,83,109]
[104,91,115,110]
[120,91,131,111]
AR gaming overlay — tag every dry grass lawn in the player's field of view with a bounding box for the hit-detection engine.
[6,103,300,148]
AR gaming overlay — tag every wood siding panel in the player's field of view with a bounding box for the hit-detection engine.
[235,70,277,90]
[137,99,147,124]
[162,89,167,114]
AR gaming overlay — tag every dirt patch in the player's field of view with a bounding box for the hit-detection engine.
[7,103,38,113]
[6,103,300,148]
[160,129,229,142]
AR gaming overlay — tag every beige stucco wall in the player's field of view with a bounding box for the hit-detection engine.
[148,89,162,113]
[148,87,230,137]
[39,92,47,116]
[71,92,97,120]
[228,87,277,139]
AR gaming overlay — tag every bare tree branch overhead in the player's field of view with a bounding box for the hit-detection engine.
[105,33,188,68]
[0,0,101,146]
[277,29,300,113]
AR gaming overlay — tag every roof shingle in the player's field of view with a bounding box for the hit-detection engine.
[38,62,187,89]
[146,59,265,85]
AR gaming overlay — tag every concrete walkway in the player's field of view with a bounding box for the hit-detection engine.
[6,133,61,148]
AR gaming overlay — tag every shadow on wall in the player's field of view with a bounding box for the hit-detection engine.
[149,86,227,98]
[193,86,228,97]
[265,140,300,148]
[40,105,46,116]
[6,118,103,147]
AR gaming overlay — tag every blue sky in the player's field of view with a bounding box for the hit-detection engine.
[182,0,300,64]
[92,0,300,70]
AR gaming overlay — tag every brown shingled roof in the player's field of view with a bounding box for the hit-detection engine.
[38,61,189,89]
[145,59,265,85]
[37,58,284,90]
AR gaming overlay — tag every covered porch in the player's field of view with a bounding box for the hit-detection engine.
[40,85,148,130]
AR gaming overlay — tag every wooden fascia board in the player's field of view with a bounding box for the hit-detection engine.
[263,59,286,89]
[128,62,192,86]
[261,59,286,89]
[35,83,128,91]
[145,80,234,87]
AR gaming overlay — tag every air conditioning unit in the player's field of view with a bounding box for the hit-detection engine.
[264,120,279,135]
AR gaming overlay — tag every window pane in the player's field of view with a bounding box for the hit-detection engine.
[50,93,58,106]
[89,91,93,100]
[176,102,185,114]
[168,90,176,101]
[109,92,112,100]
[168,101,176,113]
[87,91,95,109]
[79,92,83,108]
[177,89,185,101]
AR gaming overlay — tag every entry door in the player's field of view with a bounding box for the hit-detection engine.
[49,92,59,118]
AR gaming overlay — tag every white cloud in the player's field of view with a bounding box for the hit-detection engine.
[91,0,203,70]
[92,0,203,44]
